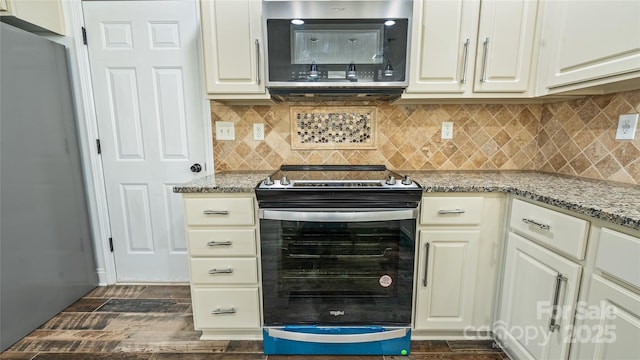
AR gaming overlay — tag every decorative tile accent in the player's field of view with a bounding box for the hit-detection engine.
[210,89,640,185]
[290,106,376,149]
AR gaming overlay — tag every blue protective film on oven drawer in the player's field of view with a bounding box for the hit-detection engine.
[262,326,411,355]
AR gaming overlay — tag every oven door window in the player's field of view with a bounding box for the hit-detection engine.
[261,216,415,326]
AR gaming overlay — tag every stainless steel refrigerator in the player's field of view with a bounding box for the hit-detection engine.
[0,23,98,351]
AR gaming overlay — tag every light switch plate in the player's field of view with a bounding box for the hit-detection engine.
[615,113,638,141]
[215,121,235,140]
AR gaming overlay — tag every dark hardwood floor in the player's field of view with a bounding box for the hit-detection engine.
[0,285,509,359]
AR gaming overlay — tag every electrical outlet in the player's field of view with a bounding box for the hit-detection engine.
[253,123,265,141]
[442,122,453,140]
[215,121,235,140]
[615,113,638,141]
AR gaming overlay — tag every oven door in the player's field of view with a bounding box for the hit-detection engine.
[259,208,416,326]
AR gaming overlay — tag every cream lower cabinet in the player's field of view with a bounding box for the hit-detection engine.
[415,229,480,329]
[570,228,640,359]
[497,198,589,359]
[498,232,582,360]
[414,194,504,335]
[182,193,262,340]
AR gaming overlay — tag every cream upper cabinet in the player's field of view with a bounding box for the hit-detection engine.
[404,0,539,98]
[0,0,65,35]
[537,0,640,94]
[200,0,270,100]
[405,0,480,94]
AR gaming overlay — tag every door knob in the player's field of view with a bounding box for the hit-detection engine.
[190,163,202,173]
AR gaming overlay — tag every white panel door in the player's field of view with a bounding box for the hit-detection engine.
[84,0,206,282]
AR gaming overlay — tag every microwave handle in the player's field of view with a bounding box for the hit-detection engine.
[255,39,261,85]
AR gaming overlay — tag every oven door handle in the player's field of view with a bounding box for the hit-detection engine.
[259,209,417,222]
[265,327,408,343]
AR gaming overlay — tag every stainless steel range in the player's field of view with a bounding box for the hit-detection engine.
[255,165,421,356]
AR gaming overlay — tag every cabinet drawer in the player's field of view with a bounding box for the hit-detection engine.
[192,288,260,329]
[190,258,258,285]
[595,228,640,288]
[188,229,256,257]
[510,199,588,260]
[184,197,254,226]
[421,197,484,225]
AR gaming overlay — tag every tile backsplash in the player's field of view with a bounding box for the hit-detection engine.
[210,89,640,185]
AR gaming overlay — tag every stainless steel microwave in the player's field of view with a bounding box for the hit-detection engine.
[263,0,413,98]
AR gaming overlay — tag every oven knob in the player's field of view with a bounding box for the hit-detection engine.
[280,176,290,186]
[384,60,394,77]
[308,61,319,80]
[347,62,357,81]
[386,176,396,185]
[263,176,274,186]
[402,175,412,185]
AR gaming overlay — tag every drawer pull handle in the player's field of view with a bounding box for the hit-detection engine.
[207,240,232,247]
[208,268,233,275]
[522,218,550,230]
[423,242,430,288]
[438,209,465,215]
[203,210,229,215]
[549,273,567,332]
[212,307,236,315]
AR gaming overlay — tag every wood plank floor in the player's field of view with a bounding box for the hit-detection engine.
[1,285,509,359]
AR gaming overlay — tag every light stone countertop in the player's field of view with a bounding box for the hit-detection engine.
[174,170,640,231]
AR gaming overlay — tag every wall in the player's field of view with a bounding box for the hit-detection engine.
[537,90,640,184]
[211,89,640,185]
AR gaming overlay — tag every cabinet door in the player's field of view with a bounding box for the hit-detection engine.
[540,0,640,90]
[0,0,65,34]
[570,275,640,360]
[497,232,581,360]
[473,0,538,93]
[414,230,480,330]
[405,0,480,94]
[200,0,266,95]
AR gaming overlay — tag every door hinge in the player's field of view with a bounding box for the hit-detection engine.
[108,237,114,252]
[82,27,88,45]
[96,139,101,154]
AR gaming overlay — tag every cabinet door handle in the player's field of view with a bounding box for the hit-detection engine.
[423,242,430,287]
[438,209,465,215]
[549,273,567,332]
[207,240,232,247]
[208,268,233,275]
[212,307,236,315]
[460,38,470,84]
[480,37,489,83]
[522,218,550,230]
[255,39,261,85]
[203,210,229,215]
